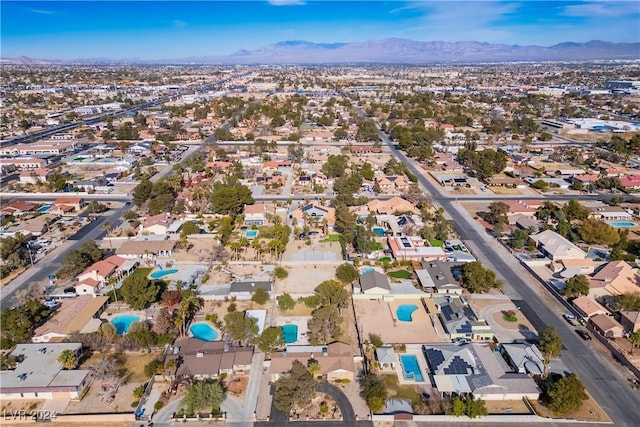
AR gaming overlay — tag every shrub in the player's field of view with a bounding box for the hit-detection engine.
[154,401,164,411]
[251,288,270,305]
[275,267,289,279]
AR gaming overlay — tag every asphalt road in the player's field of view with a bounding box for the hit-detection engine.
[351,104,640,427]
[0,204,129,309]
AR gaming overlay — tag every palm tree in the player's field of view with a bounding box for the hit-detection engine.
[251,237,262,260]
[103,221,112,249]
[107,275,119,307]
[176,290,203,337]
[238,237,250,260]
[57,349,77,370]
[630,330,640,355]
[229,241,242,261]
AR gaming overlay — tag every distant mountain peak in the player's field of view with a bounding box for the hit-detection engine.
[2,38,638,65]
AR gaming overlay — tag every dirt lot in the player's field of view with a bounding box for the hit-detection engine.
[484,399,532,414]
[490,186,525,195]
[531,392,611,422]
[275,263,340,294]
[354,298,447,344]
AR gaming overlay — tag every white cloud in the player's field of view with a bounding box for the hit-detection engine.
[562,1,639,18]
[267,0,306,6]
[29,8,55,15]
[173,20,188,28]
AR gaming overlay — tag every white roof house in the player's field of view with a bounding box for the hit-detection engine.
[530,230,586,261]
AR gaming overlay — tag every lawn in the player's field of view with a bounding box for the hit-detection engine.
[388,270,412,279]
[320,234,341,243]
[381,374,421,407]
[132,267,152,278]
[123,351,163,382]
[379,256,392,262]
[429,239,444,247]
[279,302,314,317]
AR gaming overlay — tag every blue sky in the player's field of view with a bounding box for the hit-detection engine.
[2,1,639,59]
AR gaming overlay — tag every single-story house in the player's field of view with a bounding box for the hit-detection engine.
[367,197,418,215]
[588,260,640,299]
[32,296,108,343]
[357,271,391,296]
[173,338,253,380]
[375,347,398,372]
[551,258,596,278]
[50,197,85,216]
[269,342,356,383]
[0,200,37,216]
[388,236,447,261]
[229,280,273,299]
[138,213,178,235]
[0,343,90,400]
[116,239,176,259]
[500,343,544,375]
[292,204,335,229]
[572,295,609,318]
[589,314,624,338]
[620,311,640,332]
[530,230,586,261]
[416,261,464,295]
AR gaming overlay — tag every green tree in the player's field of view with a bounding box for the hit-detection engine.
[486,201,510,225]
[274,266,288,279]
[578,219,620,246]
[251,288,270,305]
[133,386,145,399]
[460,262,502,293]
[360,373,388,413]
[274,360,317,413]
[223,311,258,344]
[452,397,466,417]
[335,263,359,284]
[614,292,640,311]
[278,293,296,311]
[307,304,341,345]
[127,322,155,350]
[208,182,254,215]
[180,221,201,236]
[314,280,350,311]
[120,273,161,309]
[321,155,349,178]
[255,326,284,354]
[176,289,202,337]
[466,398,488,418]
[538,326,563,379]
[546,373,587,414]
[562,200,589,221]
[183,380,224,414]
[57,349,77,369]
[510,228,529,249]
[564,275,590,297]
[132,178,153,206]
[629,330,640,355]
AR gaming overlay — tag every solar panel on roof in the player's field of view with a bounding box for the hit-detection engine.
[441,305,454,320]
[423,348,445,371]
[443,355,474,375]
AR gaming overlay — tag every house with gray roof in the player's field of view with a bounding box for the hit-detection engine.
[357,271,391,296]
[229,280,273,299]
[375,346,398,372]
[436,297,494,341]
[416,261,464,295]
[500,343,544,375]
[422,343,539,401]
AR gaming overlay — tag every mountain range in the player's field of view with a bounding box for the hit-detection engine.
[3,38,639,65]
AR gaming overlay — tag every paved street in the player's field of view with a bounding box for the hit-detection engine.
[350,104,640,427]
[0,204,129,308]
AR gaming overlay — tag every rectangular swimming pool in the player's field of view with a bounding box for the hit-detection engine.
[400,354,424,382]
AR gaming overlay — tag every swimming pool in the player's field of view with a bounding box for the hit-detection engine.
[400,354,424,382]
[281,324,298,344]
[609,221,637,228]
[362,267,375,274]
[372,227,386,237]
[190,323,219,342]
[396,304,418,322]
[38,205,52,213]
[111,314,142,334]
[244,229,259,239]
[150,268,179,279]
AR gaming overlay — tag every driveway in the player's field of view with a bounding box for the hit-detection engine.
[257,381,372,427]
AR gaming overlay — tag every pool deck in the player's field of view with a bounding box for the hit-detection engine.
[396,345,430,385]
[354,298,447,344]
[274,317,309,345]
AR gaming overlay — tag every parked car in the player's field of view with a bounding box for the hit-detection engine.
[576,329,592,341]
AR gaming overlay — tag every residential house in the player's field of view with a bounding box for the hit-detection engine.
[416,261,464,295]
[0,200,37,216]
[18,168,52,185]
[50,197,85,216]
[387,236,447,262]
[367,197,418,215]
[530,230,586,261]
[435,297,494,341]
[589,314,624,338]
[0,343,90,400]
[0,157,47,170]
[350,145,382,154]
[422,343,540,400]
[620,311,640,332]
[620,175,640,190]
[139,213,177,235]
[19,215,56,236]
[572,295,609,318]
[116,238,176,259]
[229,280,272,299]
[32,296,108,343]
[76,255,137,294]
[588,206,633,221]
[292,204,335,229]
[243,203,277,226]
[356,271,391,296]
[588,261,640,298]
[500,343,544,375]
[551,258,596,278]
[173,338,253,380]
[269,342,356,383]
